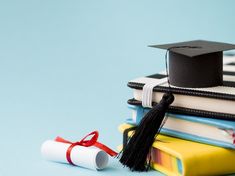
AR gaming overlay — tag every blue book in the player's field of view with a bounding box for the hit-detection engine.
[127,105,235,149]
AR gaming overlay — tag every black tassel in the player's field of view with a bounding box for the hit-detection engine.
[119,92,174,171]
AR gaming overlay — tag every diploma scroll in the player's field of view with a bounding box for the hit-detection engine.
[41,140,109,170]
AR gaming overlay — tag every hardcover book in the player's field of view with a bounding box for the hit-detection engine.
[128,61,235,120]
[127,105,235,148]
[119,123,235,176]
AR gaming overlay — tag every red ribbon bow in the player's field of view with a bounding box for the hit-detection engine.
[55,131,118,165]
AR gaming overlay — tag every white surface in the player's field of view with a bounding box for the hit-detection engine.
[142,77,167,108]
[163,116,234,144]
[133,89,235,115]
[223,56,235,64]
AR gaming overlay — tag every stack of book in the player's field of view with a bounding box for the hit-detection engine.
[118,55,235,176]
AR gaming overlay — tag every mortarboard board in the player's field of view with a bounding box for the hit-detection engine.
[150,40,235,88]
[119,40,235,172]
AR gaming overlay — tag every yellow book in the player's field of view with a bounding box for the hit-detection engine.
[119,123,235,176]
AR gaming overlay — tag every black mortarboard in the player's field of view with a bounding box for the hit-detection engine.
[150,40,235,88]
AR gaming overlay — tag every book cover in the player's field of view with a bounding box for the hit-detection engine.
[127,105,235,149]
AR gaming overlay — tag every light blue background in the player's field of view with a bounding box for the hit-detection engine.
[0,0,235,175]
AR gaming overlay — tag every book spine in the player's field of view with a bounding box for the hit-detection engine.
[127,98,235,121]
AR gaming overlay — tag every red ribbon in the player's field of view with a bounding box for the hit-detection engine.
[55,131,118,165]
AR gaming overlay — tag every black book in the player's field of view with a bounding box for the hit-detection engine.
[128,56,235,120]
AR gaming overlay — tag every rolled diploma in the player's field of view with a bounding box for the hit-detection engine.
[41,140,109,170]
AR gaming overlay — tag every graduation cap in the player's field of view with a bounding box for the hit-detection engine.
[119,40,235,172]
[150,40,235,88]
